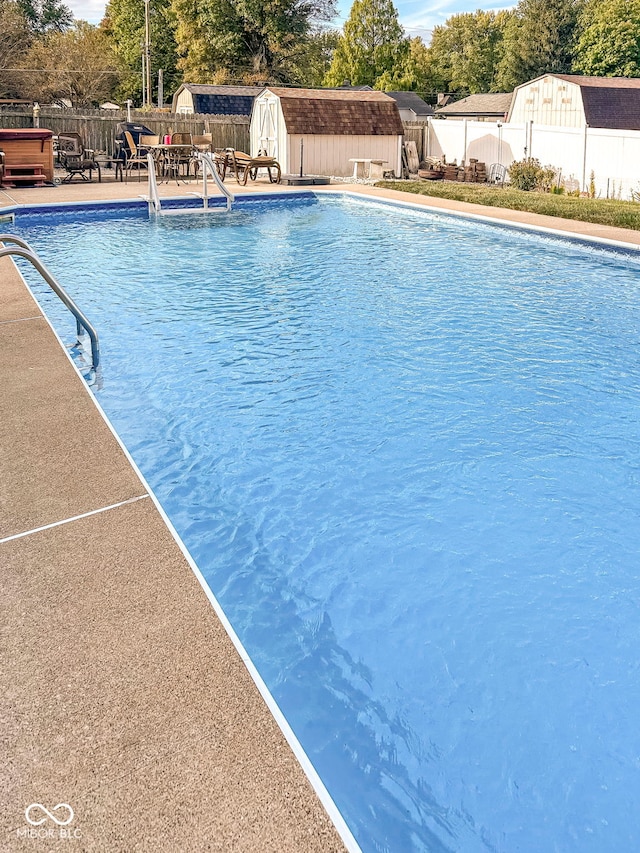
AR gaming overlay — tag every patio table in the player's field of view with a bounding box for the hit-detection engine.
[147,144,194,183]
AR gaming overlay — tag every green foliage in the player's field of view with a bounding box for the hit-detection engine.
[172,0,335,84]
[16,0,72,34]
[373,37,435,92]
[288,27,340,87]
[375,180,640,231]
[573,0,640,77]
[104,0,179,105]
[495,0,582,90]
[507,157,544,190]
[324,0,407,88]
[427,10,511,94]
[538,165,558,191]
[506,158,559,191]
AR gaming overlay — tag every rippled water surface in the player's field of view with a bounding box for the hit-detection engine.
[15,195,640,852]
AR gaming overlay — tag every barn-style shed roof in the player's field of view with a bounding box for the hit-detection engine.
[173,84,263,115]
[262,88,404,135]
[550,74,640,130]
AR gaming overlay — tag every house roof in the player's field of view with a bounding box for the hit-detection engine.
[435,93,513,117]
[263,87,404,135]
[385,91,434,116]
[536,74,640,130]
[174,84,263,116]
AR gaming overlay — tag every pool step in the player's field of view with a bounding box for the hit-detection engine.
[1,163,47,187]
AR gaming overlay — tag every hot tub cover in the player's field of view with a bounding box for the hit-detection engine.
[0,128,53,140]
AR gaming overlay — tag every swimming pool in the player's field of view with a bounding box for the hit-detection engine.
[12,193,640,852]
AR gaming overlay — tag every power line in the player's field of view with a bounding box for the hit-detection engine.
[1,67,118,72]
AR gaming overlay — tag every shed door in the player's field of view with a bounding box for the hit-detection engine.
[258,98,278,157]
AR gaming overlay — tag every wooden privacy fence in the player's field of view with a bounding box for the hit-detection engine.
[1,105,425,166]
[0,107,250,156]
[403,122,427,163]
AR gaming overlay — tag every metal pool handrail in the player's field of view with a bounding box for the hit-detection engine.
[146,151,162,214]
[0,234,100,371]
[197,151,235,211]
[144,150,234,216]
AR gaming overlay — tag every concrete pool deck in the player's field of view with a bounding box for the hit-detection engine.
[2,175,640,851]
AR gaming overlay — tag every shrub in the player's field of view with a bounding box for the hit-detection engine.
[507,158,559,192]
[507,157,543,191]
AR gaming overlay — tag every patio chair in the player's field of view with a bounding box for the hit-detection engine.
[123,130,149,181]
[192,133,212,152]
[225,149,281,185]
[58,132,101,183]
[139,134,160,149]
[190,134,213,177]
[166,132,193,179]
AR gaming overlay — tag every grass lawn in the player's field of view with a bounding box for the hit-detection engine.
[374,180,640,231]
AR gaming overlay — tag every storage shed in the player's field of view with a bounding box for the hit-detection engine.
[250,88,404,177]
[508,74,640,129]
[171,84,263,116]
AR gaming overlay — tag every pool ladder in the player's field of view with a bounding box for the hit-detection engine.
[144,151,235,216]
[0,234,100,371]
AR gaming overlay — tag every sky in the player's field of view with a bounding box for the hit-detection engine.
[68,0,512,44]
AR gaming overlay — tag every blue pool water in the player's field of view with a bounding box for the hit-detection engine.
[13,194,640,852]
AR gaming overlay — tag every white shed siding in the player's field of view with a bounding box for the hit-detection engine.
[509,76,585,127]
[286,134,400,177]
[174,88,195,114]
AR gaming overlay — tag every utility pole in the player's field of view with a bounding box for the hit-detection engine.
[158,69,163,109]
[141,40,146,107]
[144,0,151,108]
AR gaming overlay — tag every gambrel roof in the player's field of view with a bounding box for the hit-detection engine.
[263,88,404,136]
[549,74,640,130]
[173,84,263,116]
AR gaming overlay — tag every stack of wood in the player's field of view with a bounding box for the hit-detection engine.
[418,157,445,180]
[464,159,487,182]
[440,159,488,183]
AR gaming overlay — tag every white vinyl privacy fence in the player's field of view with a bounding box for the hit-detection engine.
[425,119,640,200]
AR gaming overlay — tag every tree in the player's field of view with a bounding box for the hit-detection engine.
[427,10,511,94]
[16,0,72,34]
[22,20,119,105]
[172,0,335,84]
[103,0,179,105]
[374,36,437,92]
[573,0,640,77]
[288,26,340,86]
[323,0,408,88]
[496,0,583,91]
[0,1,32,96]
